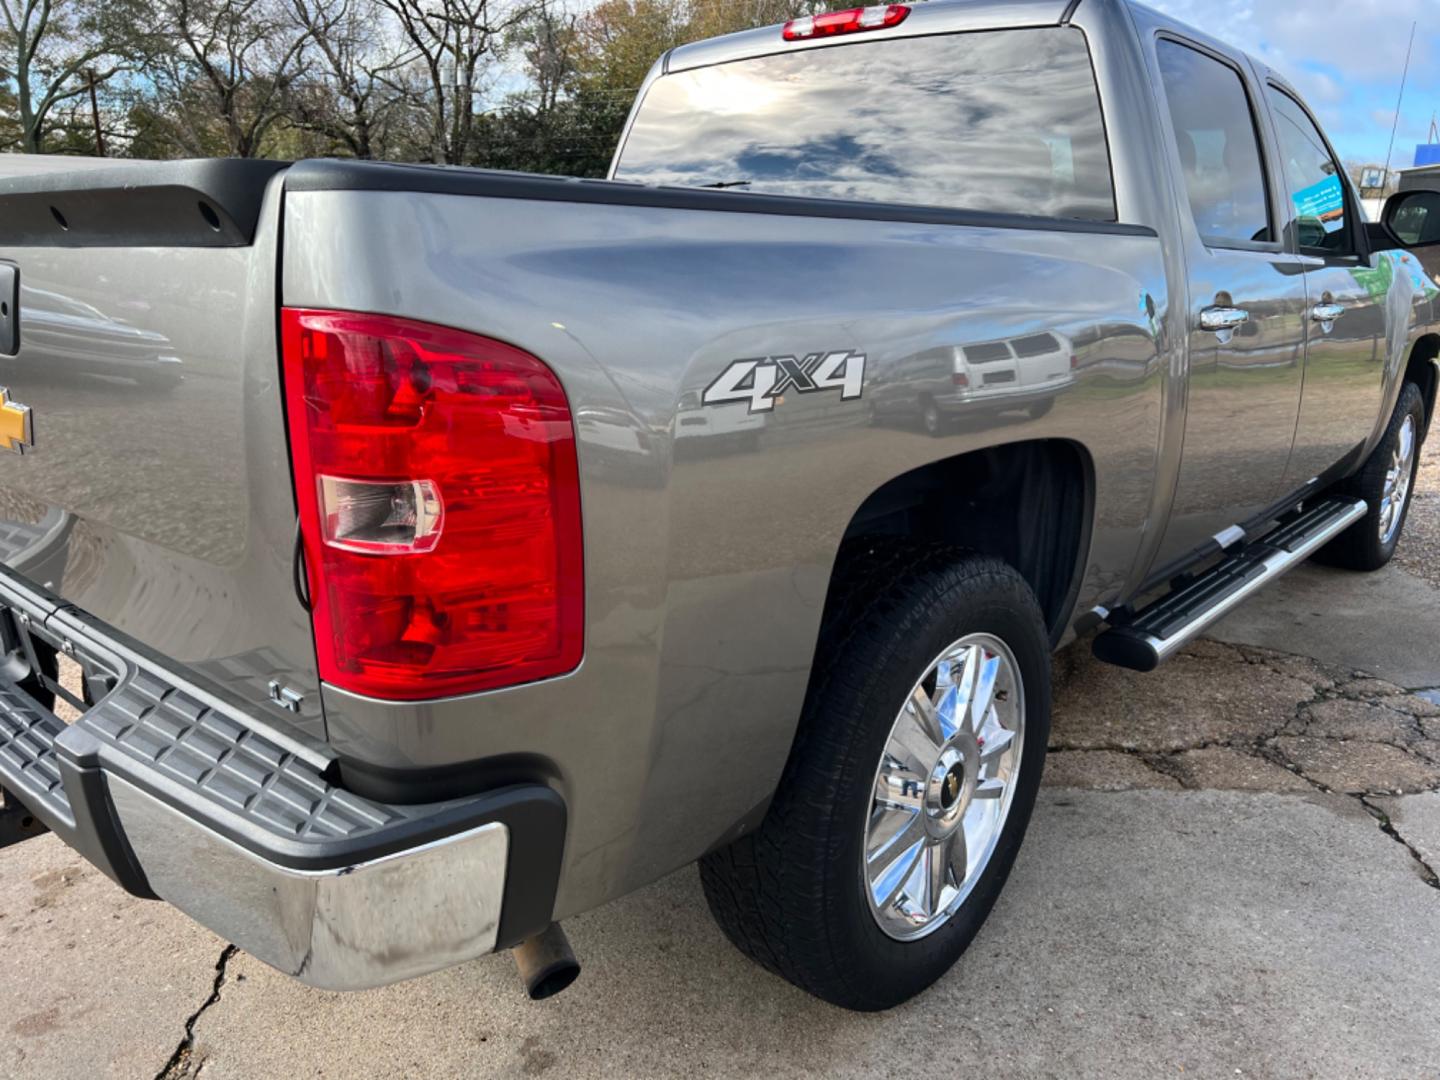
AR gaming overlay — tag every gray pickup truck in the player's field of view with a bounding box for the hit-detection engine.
[0,0,1436,1012]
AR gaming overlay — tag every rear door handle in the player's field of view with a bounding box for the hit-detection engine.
[1199,306,1250,333]
[1311,303,1345,323]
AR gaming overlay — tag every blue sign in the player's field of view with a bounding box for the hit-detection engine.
[1292,174,1345,233]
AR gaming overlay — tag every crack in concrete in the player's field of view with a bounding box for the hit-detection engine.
[1053,641,1440,891]
[155,945,237,1080]
[1186,729,1440,892]
[1358,796,1440,891]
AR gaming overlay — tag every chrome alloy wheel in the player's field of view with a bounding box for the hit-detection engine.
[863,633,1025,941]
[1379,413,1417,546]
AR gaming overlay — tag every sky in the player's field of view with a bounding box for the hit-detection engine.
[1143,0,1439,170]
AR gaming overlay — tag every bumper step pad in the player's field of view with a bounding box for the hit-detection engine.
[1093,497,1367,672]
[86,668,400,848]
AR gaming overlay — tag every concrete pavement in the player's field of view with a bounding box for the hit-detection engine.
[1208,559,1440,689]
[3,444,1438,1079]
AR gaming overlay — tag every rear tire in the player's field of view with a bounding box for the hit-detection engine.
[699,543,1050,1011]
[1316,382,1424,571]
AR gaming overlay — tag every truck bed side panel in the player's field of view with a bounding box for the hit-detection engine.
[283,181,1168,917]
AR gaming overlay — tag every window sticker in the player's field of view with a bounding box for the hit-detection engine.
[1293,174,1345,233]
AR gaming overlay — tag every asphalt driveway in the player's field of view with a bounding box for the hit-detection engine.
[4,439,1439,1079]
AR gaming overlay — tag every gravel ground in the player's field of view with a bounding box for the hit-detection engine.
[1397,424,1440,587]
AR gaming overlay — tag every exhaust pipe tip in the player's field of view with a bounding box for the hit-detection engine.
[512,923,580,1000]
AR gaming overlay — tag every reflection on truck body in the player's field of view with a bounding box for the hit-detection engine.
[17,286,182,388]
[869,331,1075,433]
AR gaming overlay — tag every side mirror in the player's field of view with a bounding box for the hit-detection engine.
[1382,189,1440,248]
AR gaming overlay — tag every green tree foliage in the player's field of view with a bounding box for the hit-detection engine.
[0,0,148,153]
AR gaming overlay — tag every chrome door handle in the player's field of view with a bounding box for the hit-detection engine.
[1311,303,1345,323]
[1199,306,1250,333]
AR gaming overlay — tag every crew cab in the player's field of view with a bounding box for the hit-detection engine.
[0,0,1434,1011]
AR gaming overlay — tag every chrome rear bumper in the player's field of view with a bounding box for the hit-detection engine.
[0,567,563,990]
[108,778,509,989]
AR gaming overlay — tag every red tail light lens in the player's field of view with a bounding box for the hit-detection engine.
[783,4,909,40]
[282,309,583,701]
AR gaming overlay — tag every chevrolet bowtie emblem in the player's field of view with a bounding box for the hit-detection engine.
[0,387,33,455]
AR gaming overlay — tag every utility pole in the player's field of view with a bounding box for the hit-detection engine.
[85,69,105,157]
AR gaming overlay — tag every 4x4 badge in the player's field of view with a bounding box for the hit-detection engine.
[701,350,866,413]
[0,387,33,454]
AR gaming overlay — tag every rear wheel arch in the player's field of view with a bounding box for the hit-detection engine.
[829,439,1095,643]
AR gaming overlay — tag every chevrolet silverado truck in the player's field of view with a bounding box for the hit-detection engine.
[0,0,1436,1013]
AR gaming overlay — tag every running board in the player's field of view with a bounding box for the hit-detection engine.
[1093,497,1367,672]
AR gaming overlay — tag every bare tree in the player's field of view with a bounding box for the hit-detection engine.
[0,0,137,153]
[378,0,531,165]
[145,0,309,157]
[508,1,577,114]
[287,0,413,158]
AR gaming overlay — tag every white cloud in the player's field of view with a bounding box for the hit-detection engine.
[1143,0,1430,83]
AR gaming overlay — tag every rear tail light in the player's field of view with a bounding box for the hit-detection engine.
[953,372,970,388]
[783,4,909,40]
[282,309,583,701]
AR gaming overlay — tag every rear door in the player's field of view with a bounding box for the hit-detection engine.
[1147,34,1308,565]
[1261,85,1388,489]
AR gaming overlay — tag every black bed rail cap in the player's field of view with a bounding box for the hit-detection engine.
[0,157,289,248]
[284,158,1157,238]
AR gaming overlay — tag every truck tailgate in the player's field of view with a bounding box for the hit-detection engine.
[0,160,323,742]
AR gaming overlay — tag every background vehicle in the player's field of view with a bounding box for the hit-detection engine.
[869,333,1075,433]
[0,0,1435,1012]
[674,389,765,454]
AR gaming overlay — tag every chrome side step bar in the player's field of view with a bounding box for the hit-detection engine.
[1093,497,1367,672]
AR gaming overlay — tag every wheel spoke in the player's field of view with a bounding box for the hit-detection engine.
[967,651,1000,735]
[908,684,945,746]
[972,778,1006,800]
[875,757,925,812]
[867,805,925,864]
[978,726,1016,764]
[950,645,979,731]
[871,833,926,911]
[926,835,951,913]
[934,681,962,740]
[948,823,970,886]
[887,709,940,778]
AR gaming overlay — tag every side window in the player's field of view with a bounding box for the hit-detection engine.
[1266,88,1352,254]
[1156,40,1272,247]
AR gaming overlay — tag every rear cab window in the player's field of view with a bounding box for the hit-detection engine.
[613,28,1116,221]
